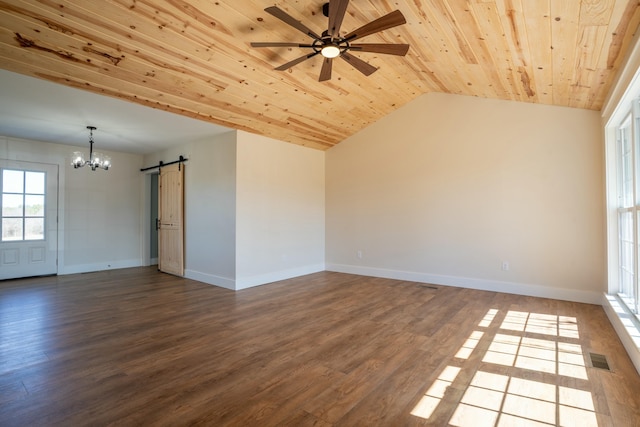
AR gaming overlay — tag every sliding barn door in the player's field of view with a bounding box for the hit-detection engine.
[158,163,184,276]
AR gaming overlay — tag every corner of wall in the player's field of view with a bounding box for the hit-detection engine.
[235,264,325,290]
[184,269,236,291]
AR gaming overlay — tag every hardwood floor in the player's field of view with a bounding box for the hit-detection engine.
[1,268,639,426]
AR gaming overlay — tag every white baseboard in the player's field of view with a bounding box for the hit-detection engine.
[59,259,142,275]
[325,263,602,304]
[601,293,640,376]
[185,264,325,291]
[235,264,325,290]
[184,269,235,290]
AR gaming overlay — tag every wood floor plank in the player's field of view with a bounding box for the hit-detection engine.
[1,267,639,426]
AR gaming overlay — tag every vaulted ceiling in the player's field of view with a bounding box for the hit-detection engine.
[1,1,639,151]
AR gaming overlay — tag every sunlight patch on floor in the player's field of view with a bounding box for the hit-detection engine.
[411,308,599,426]
[410,365,461,420]
[455,331,484,359]
[499,311,580,339]
[478,309,499,328]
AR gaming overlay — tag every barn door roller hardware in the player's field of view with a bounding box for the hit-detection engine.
[140,155,188,172]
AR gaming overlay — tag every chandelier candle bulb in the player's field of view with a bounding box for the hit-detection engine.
[71,152,85,168]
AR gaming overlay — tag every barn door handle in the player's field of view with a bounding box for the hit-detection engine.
[156,218,160,230]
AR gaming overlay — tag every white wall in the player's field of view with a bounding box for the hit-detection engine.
[235,131,325,289]
[143,131,237,289]
[326,93,605,303]
[187,132,237,287]
[0,135,144,274]
[144,130,325,290]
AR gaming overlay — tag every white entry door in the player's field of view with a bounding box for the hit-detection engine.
[0,160,58,280]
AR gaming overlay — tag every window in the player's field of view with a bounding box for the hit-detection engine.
[610,98,640,316]
[604,38,640,375]
[617,113,637,313]
[1,169,46,241]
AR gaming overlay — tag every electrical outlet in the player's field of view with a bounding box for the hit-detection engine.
[357,250,363,259]
[501,261,509,271]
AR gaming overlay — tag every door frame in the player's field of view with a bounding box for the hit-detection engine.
[0,158,61,279]
[142,170,155,267]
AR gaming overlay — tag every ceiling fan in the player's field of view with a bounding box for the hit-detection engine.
[251,0,410,81]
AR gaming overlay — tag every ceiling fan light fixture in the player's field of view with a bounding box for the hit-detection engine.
[252,5,409,81]
[321,45,341,58]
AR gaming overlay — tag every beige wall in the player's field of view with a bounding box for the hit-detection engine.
[236,131,325,289]
[326,92,605,303]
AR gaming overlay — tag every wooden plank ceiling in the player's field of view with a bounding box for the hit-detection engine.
[1,1,639,150]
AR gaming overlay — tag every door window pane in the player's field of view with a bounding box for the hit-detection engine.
[2,170,23,193]
[2,194,23,216]
[25,195,44,216]
[24,218,44,240]
[2,218,22,241]
[25,171,45,194]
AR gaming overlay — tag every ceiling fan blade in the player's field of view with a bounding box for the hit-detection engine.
[340,52,377,76]
[349,43,410,56]
[274,51,321,71]
[328,0,350,39]
[251,42,315,48]
[265,6,322,40]
[319,57,333,81]
[343,10,406,42]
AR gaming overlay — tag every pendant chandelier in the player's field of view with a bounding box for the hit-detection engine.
[71,126,111,171]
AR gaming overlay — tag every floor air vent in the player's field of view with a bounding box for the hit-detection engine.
[589,352,611,371]
[417,284,439,290]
